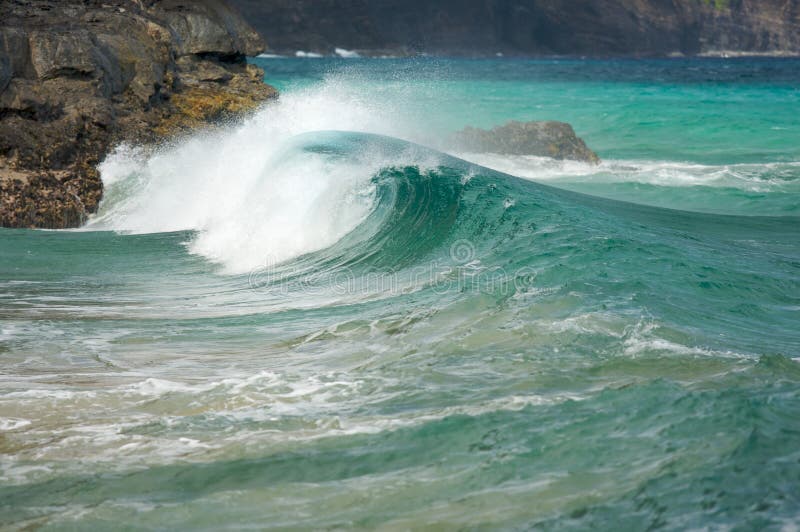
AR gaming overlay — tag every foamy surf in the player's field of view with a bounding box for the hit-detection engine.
[5,58,798,530]
[90,78,422,273]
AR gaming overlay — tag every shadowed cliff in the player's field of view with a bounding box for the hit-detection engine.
[0,0,277,229]
[230,0,800,57]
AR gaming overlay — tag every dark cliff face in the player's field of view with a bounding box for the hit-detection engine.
[230,0,800,56]
[0,0,277,229]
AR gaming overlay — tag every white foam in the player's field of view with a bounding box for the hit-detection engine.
[295,50,324,58]
[456,152,800,192]
[0,417,31,430]
[335,48,361,59]
[622,337,744,359]
[621,321,748,360]
[91,77,420,274]
[124,378,206,396]
[2,388,96,400]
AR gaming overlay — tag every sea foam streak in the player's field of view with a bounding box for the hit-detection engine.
[457,153,800,215]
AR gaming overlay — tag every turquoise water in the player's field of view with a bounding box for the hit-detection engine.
[1,59,799,529]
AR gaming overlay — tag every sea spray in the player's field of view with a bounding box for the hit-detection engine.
[90,79,413,272]
[4,58,798,530]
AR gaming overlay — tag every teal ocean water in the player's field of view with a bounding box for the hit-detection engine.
[1,58,799,529]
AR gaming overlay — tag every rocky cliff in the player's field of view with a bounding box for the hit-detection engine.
[230,0,800,57]
[0,0,277,229]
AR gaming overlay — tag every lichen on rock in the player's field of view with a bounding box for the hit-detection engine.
[0,0,278,229]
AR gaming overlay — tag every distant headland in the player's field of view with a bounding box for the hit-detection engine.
[230,0,800,58]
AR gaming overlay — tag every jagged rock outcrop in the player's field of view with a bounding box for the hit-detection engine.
[230,0,800,57]
[0,0,277,229]
[451,121,600,163]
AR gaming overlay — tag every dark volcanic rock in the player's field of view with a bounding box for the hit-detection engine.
[0,0,278,229]
[158,0,264,57]
[229,0,800,57]
[451,121,600,163]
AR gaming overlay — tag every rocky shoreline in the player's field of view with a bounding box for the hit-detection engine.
[0,0,277,229]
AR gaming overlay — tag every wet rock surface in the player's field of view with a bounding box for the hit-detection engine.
[451,121,600,163]
[0,0,278,229]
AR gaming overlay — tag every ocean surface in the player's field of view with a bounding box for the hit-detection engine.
[1,58,799,529]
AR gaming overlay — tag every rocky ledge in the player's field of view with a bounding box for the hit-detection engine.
[451,121,600,164]
[0,0,278,229]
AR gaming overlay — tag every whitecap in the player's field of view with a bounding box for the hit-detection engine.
[295,50,324,58]
[335,48,361,59]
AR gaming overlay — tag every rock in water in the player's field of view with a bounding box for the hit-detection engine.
[451,121,600,164]
[0,0,278,229]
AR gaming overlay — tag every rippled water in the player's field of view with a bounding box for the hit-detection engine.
[1,58,799,529]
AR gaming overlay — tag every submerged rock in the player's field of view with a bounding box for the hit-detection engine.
[451,121,600,164]
[0,0,278,229]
